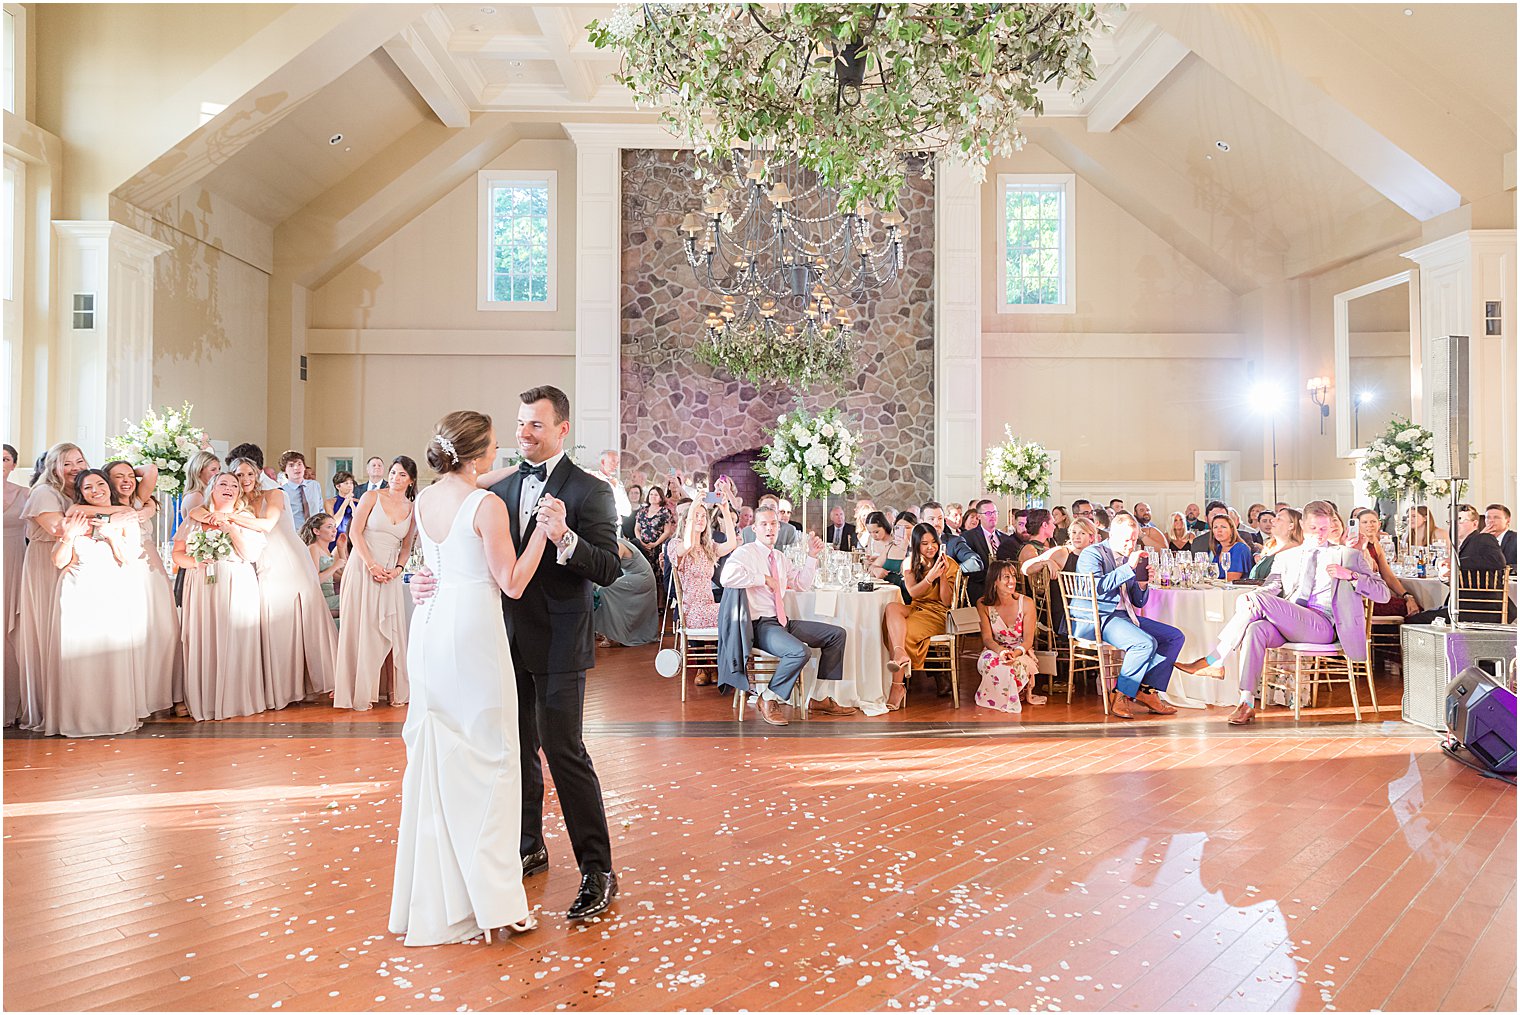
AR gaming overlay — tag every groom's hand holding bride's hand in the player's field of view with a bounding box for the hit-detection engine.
[536,496,569,541]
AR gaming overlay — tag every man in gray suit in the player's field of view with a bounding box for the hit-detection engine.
[1178,500,1389,725]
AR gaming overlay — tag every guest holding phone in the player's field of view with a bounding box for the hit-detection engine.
[882,522,960,707]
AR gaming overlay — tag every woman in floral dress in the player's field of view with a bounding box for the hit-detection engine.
[975,559,1045,713]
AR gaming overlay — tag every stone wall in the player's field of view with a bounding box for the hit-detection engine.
[619,149,935,511]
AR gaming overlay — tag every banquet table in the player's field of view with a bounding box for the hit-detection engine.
[1399,575,1449,612]
[784,584,901,716]
[1139,586,1253,708]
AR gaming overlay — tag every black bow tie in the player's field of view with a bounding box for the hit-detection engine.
[518,461,547,481]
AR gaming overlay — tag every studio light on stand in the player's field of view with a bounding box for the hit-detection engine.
[1307,376,1331,435]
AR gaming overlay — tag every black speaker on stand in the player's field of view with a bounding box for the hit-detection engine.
[1446,667,1517,775]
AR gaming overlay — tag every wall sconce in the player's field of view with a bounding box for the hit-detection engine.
[1307,376,1331,434]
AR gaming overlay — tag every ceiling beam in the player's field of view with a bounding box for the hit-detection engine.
[113,5,430,212]
[1138,5,1459,222]
[531,7,600,105]
[383,16,473,128]
[1083,22,1190,133]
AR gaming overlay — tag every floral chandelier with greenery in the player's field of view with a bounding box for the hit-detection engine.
[589,3,1109,212]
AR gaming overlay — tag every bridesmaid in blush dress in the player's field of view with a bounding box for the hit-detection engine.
[46,470,144,737]
[17,442,89,731]
[335,457,418,711]
[106,460,181,716]
[3,444,30,725]
[174,471,268,722]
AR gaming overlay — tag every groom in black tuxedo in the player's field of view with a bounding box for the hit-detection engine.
[494,385,623,919]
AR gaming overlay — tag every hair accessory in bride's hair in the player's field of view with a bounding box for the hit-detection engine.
[434,434,459,463]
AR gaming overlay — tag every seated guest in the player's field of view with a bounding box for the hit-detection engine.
[1072,512,1185,719]
[962,498,1020,603]
[1093,507,1111,540]
[853,498,877,537]
[1208,514,1254,581]
[1070,499,1095,527]
[825,505,857,550]
[1349,508,1419,618]
[919,500,951,542]
[720,508,854,725]
[1484,503,1516,568]
[301,512,346,619]
[1251,508,1302,579]
[1051,505,1070,545]
[777,498,803,533]
[944,502,965,535]
[1188,502,1230,555]
[959,506,979,533]
[1165,512,1193,551]
[1244,503,1269,540]
[278,450,324,532]
[1405,504,1448,547]
[882,522,961,705]
[975,559,1044,713]
[859,510,893,561]
[671,499,737,685]
[1011,508,1029,539]
[1406,504,1510,625]
[1132,502,1167,552]
[1108,498,1125,516]
[593,538,660,648]
[1184,502,1207,532]
[741,494,799,548]
[1016,508,1055,568]
[1178,500,1389,725]
[1023,516,1100,638]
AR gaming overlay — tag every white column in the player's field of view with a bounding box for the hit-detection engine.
[934,161,984,501]
[52,221,170,462]
[1403,229,1517,502]
[564,129,623,459]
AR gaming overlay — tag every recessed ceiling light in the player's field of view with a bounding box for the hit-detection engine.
[344,147,352,153]
[1403,7,1413,14]
[1214,140,1231,152]
[481,6,496,13]
[1205,154,1213,160]
[329,133,344,145]
[510,60,523,67]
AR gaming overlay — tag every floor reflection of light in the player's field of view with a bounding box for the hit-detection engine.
[2,779,393,818]
[1388,752,1453,864]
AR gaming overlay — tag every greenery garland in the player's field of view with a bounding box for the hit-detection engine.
[589,3,1108,210]
[692,324,857,391]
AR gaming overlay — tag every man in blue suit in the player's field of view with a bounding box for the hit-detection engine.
[1072,512,1186,719]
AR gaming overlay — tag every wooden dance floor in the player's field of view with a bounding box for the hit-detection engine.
[4,647,1514,1012]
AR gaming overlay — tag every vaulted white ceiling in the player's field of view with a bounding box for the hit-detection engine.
[123,2,1515,296]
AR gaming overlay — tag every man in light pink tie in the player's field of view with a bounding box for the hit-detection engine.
[720,506,853,726]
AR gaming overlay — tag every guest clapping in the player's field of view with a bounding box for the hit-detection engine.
[174,471,268,721]
[335,457,417,710]
[974,560,1045,712]
[327,470,360,554]
[882,522,961,707]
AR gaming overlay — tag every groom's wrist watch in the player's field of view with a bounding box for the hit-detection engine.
[556,530,576,553]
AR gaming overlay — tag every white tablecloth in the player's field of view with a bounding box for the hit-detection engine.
[784,585,900,716]
[1398,575,1449,611]
[1139,586,1253,708]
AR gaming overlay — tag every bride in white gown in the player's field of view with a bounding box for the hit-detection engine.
[390,411,550,946]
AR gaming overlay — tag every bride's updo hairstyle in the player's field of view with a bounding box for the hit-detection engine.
[427,410,493,475]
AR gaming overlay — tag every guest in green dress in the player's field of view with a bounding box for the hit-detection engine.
[300,513,346,621]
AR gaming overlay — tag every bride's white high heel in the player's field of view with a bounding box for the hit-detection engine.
[482,914,538,943]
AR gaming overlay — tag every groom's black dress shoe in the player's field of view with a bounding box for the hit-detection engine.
[566,871,618,921]
[521,847,549,877]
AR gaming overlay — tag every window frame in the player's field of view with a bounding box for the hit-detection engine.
[997,172,1076,315]
[477,169,557,313]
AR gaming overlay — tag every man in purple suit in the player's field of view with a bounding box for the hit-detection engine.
[1178,500,1389,725]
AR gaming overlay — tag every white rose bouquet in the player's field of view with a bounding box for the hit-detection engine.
[185,528,235,584]
[109,402,208,498]
[981,426,1053,502]
[1359,417,1458,502]
[760,407,865,501]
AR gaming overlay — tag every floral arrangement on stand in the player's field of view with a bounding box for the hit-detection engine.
[185,529,234,584]
[589,3,1108,208]
[759,407,865,533]
[981,426,1053,506]
[1359,417,1462,503]
[108,402,208,497]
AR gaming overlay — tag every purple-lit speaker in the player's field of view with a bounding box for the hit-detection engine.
[1446,667,1517,775]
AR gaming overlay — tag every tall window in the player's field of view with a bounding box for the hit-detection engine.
[1204,461,1226,505]
[2,7,16,115]
[478,170,556,311]
[998,173,1075,313]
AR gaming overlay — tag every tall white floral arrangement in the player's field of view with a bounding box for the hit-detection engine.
[1359,417,1458,502]
[981,426,1053,502]
[108,402,208,497]
[760,408,865,501]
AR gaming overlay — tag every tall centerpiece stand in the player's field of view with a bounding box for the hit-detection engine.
[1359,416,1464,617]
[760,407,865,549]
[981,426,1054,530]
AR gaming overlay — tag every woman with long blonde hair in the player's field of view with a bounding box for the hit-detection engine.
[15,443,88,729]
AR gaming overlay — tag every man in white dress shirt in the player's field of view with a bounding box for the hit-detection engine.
[592,449,632,520]
[361,456,388,495]
[278,450,324,531]
[721,506,856,725]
